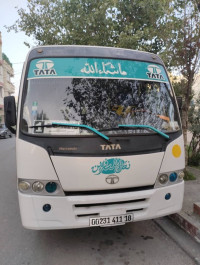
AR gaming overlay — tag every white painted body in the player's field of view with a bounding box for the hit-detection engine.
[17,135,185,229]
[160,135,185,172]
[51,152,164,191]
[18,182,184,230]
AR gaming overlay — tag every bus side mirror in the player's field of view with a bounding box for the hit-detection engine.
[4,96,17,134]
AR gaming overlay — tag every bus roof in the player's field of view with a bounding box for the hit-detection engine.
[27,45,164,66]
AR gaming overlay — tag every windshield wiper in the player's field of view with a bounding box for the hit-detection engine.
[118,124,170,140]
[30,122,110,141]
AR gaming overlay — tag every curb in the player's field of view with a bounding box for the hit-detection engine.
[170,212,200,243]
[155,218,200,265]
[194,202,200,216]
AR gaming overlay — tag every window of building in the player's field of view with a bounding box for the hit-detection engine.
[7,72,11,82]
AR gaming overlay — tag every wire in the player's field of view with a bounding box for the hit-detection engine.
[12,62,24,64]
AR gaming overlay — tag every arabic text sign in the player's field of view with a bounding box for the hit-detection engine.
[28,58,169,82]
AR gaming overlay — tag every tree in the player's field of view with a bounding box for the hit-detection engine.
[188,93,200,166]
[115,0,172,52]
[7,0,117,46]
[7,0,171,52]
[161,0,200,161]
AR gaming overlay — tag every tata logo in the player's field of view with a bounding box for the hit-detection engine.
[146,65,164,80]
[100,144,121,151]
[106,175,119,184]
[34,60,57,76]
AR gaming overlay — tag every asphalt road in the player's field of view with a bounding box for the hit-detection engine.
[0,137,197,265]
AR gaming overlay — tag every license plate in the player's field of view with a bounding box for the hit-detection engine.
[89,213,133,227]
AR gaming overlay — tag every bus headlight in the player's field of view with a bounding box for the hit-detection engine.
[155,170,184,188]
[18,181,31,191]
[18,179,64,196]
[158,174,168,185]
[32,181,44,192]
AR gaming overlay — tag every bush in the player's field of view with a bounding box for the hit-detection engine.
[188,153,200,166]
[184,170,196,181]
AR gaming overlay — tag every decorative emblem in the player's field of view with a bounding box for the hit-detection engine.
[146,65,164,80]
[100,144,121,150]
[34,60,57,76]
[91,158,130,175]
[80,62,127,76]
[106,175,119,184]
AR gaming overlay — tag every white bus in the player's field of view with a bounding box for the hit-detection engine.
[4,46,185,229]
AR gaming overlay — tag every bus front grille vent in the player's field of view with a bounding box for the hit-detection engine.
[74,198,149,219]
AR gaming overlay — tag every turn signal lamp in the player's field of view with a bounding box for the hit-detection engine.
[169,172,177,182]
[178,171,185,180]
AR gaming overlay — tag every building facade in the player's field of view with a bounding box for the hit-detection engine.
[0,32,15,123]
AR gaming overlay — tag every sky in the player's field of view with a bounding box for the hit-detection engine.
[0,0,34,95]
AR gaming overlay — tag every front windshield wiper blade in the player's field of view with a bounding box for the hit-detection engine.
[118,124,170,140]
[30,122,109,141]
[52,122,110,141]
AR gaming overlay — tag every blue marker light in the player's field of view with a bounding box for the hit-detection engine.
[169,172,177,182]
[43,204,51,212]
[165,193,171,200]
[45,182,57,193]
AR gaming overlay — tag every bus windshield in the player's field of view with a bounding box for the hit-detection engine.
[22,78,180,136]
[21,58,180,136]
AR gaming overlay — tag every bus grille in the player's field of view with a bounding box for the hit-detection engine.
[64,185,154,196]
[74,198,149,219]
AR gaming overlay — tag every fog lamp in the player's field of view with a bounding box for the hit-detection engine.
[32,181,44,192]
[18,181,30,191]
[158,174,168,185]
[43,204,51,212]
[178,171,184,180]
[45,182,57,193]
[169,172,177,182]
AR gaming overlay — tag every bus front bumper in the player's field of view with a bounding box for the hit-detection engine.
[18,182,184,230]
